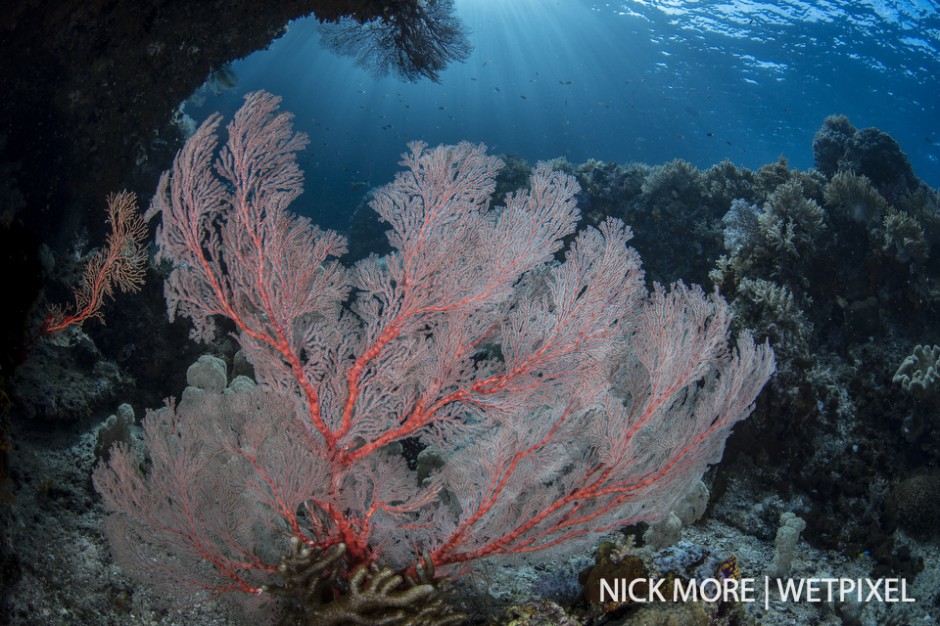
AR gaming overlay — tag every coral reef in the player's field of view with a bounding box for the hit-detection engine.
[95,93,773,624]
[347,120,940,597]
[492,115,940,591]
[6,106,940,624]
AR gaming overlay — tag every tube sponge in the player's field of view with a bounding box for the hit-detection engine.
[768,512,806,578]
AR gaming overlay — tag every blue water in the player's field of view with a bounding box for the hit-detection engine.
[184,0,940,231]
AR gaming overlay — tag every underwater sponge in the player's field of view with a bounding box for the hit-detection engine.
[186,354,228,393]
[94,403,135,461]
[893,344,940,397]
[768,512,806,578]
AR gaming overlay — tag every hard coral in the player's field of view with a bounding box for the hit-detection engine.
[890,474,940,538]
[882,209,929,264]
[813,114,857,177]
[761,181,826,255]
[268,541,464,626]
[641,159,706,219]
[842,127,917,202]
[812,115,917,202]
[823,170,888,225]
[735,278,810,355]
[893,344,940,397]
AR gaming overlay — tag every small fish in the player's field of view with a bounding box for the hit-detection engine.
[520,95,528,100]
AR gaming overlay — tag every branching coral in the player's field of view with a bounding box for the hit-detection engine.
[641,159,706,220]
[703,159,758,210]
[824,170,888,225]
[757,180,826,260]
[735,278,811,353]
[721,198,761,257]
[266,541,464,626]
[813,114,857,177]
[812,115,917,202]
[882,208,929,264]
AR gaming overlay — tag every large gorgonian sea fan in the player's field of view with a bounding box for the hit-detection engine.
[94,90,774,617]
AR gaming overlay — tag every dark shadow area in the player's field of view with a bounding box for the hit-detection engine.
[319,0,471,82]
